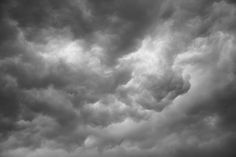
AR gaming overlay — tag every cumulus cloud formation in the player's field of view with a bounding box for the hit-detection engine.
[0,0,236,157]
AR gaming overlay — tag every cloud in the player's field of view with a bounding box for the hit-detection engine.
[7,0,175,64]
[1,0,236,157]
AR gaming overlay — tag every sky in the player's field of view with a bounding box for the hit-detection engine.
[0,0,236,157]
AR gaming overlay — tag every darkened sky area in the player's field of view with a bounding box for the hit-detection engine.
[0,0,236,157]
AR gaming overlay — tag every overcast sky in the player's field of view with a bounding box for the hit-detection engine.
[0,0,236,157]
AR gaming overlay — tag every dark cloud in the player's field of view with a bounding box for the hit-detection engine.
[7,0,172,64]
[0,75,20,136]
[1,0,236,157]
[9,0,93,41]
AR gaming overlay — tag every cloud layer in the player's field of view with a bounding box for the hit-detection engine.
[0,0,236,157]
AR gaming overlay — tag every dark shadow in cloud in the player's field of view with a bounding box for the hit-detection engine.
[0,1,20,58]
[136,70,190,111]
[226,0,236,4]
[188,79,236,132]
[9,0,93,42]
[0,74,20,138]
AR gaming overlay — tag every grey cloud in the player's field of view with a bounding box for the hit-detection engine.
[0,75,20,137]
[7,0,174,64]
[9,0,93,41]
[136,70,190,111]
[1,0,236,157]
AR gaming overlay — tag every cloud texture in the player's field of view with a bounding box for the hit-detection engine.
[0,0,236,157]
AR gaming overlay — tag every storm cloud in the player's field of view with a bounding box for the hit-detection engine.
[0,0,236,157]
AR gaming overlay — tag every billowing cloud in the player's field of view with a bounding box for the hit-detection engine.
[1,0,236,157]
